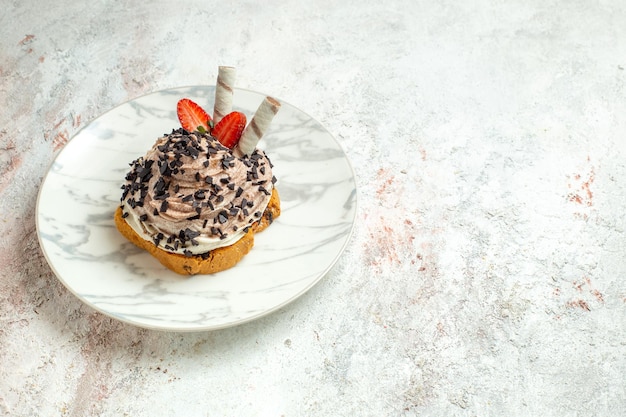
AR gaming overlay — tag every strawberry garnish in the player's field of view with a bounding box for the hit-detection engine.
[212,111,247,148]
[177,98,212,133]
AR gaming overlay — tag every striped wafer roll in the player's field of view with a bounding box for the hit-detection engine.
[236,96,281,156]
[213,66,236,124]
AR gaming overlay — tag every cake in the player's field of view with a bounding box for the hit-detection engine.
[115,67,281,275]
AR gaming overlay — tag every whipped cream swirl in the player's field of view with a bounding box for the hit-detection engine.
[120,129,275,256]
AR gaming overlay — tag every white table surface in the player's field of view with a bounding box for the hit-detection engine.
[2,1,625,416]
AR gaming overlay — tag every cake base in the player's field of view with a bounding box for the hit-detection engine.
[114,188,281,275]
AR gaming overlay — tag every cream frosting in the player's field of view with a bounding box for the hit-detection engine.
[120,129,275,256]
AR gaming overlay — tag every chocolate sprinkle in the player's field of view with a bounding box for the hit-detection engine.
[159,161,171,176]
[185,228,201,239]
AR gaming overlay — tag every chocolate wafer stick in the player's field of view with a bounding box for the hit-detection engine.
[213,66,236,124]
[236,97,281,156]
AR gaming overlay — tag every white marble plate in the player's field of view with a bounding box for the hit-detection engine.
[36,86,356,331]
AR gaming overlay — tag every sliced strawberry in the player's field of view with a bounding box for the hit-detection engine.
[177,98,211,133]
[212,111,247,148]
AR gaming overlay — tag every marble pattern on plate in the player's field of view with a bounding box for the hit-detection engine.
[36,86,356,331]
